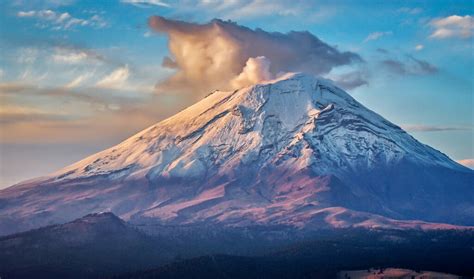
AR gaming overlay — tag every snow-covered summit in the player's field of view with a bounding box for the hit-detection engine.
[52,72,461,181]
[0,73,472,236]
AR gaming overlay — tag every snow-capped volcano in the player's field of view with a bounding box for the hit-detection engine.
[1,73,473,235]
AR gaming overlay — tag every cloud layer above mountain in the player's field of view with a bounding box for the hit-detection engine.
[148,16,362,96]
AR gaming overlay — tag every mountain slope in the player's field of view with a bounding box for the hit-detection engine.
[0,212,176,278]
[2,214,473,278]
[0,73,472,235]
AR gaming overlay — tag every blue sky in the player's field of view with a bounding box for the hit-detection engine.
[0,0,472,188]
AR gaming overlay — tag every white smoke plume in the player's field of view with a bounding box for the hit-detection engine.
[231,56,273,89]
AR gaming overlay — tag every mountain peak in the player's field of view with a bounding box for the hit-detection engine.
[1,72,472,236]
[51,71,362,180]
[48,70,465,187]
[78,212,124,223]
[233,71,349,101]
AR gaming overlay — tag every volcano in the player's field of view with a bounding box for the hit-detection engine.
[1,73,473,236]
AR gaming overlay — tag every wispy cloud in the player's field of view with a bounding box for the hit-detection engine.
[16,9,107,30]
[64,73,92,88]
[408,55,438,73]
[381,55,438,76]
[51,47,104,64]
[17,10,39,17]
[0,81,177,145]
[330,70,369,90]
[1,82,102,104]
[215,0,302,19]
[0,105,70,124]
[0,80,148,128]
[397,7,422,15]
[52,51,90,64]
[145,0,335,22]
[95,66,130,89]
[121,0,170,7]
[0,82,34,94]
[364,31,392,42]
[429,15,473,39]
[401,124,471,132]
[17,47,39,64]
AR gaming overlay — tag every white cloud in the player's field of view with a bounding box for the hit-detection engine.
[51,47,104,65]
[16,9,107,30]
[17,11,37,17]
[52,50,88,64]
[121,0,170,7]
[96,66,130,89]
[64,73,92,88]
[429,15,473,39]
[364,31,392,42]
[56,12,71,23]
[415,44,424,51]
[17,10,58,20]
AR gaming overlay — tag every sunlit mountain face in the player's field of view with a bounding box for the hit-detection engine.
[0,1,473,278]
[1,73,473,236]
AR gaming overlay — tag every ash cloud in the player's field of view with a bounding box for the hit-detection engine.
[149,16,362,96]
[401,124,471,132]
[382,56,438,76]
[331,71,368,90]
